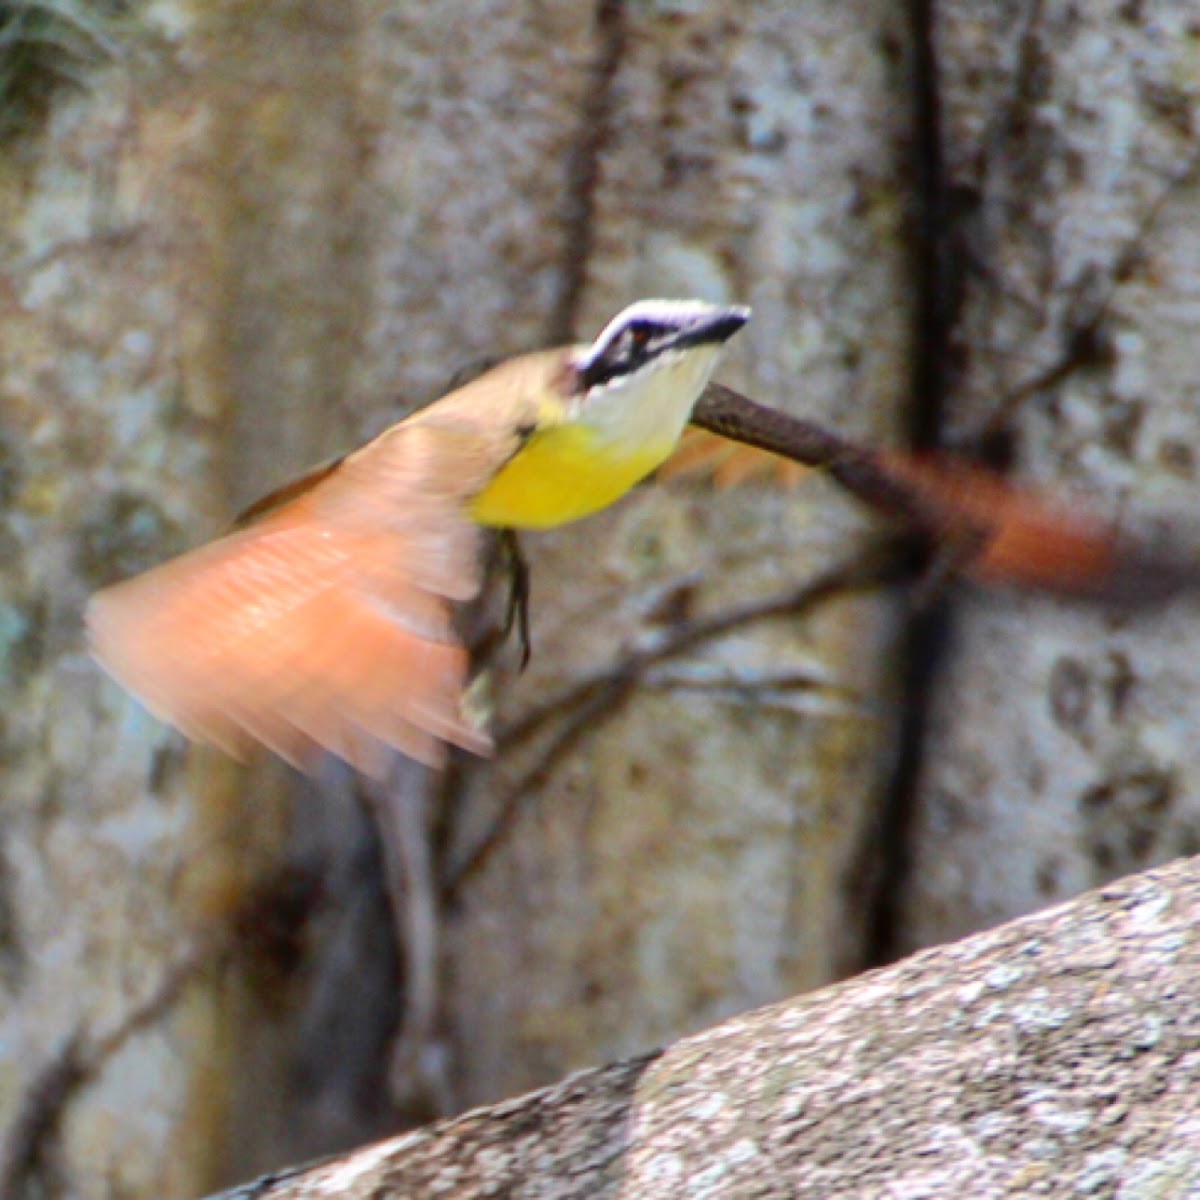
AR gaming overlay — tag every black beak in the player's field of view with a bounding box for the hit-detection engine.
[671,306,751,352]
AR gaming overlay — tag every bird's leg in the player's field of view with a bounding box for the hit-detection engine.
[500,529,533,671]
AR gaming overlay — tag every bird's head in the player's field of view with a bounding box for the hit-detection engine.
[549,298,751,450]
[572,298,751,400]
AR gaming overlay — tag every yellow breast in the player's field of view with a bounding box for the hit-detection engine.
[471,422,674,530]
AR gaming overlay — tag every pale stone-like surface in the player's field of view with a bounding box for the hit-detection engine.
[443,0,915,1107]
[0,9,232,1198]
[347,0,596,417]
[1,5,412,1195]
[900,0,1200,950]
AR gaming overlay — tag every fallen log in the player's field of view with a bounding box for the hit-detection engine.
[213,857,1200,1198]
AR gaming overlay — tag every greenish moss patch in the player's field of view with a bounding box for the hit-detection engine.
[76,489,182,586]
[0,0,132,140]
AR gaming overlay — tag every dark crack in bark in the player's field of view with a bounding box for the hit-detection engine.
[546,0,628,344]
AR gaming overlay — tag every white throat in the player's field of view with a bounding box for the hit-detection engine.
[579,345,722,451]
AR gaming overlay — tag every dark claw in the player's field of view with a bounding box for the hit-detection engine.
[501,530,533,670]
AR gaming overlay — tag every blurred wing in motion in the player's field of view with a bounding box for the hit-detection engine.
[876,453,1120,594]
[87,420,495,777]
[661,428,811,489]
[666,418,1123,595]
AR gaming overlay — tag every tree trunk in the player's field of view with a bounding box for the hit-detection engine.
[439,0,916,1110]
[206,855,1200,1199]
[898,0,1200,952]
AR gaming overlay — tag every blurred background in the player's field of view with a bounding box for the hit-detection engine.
[3,1,1200,1196]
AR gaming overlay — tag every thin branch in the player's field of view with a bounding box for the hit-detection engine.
[443,685,626,904]
[0,940,217,1200]
[443,548,907,900]
[358,763,455,1119]
[691,383,944,525]
[978,149,1200,443]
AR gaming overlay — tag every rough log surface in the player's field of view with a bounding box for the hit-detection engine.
[211,856,1200,1199]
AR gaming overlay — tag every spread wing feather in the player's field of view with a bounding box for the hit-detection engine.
[87,416,502,776]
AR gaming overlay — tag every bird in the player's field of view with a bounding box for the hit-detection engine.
[91,296,1180,781]
[87,299,752,777]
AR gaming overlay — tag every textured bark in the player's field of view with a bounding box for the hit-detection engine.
[0,9,242,1199]
[207,857,1200,1199]
[442,0,916,1109]
[1,2,425,1193]
[1,2,915,1193]
[899,0,1200,951]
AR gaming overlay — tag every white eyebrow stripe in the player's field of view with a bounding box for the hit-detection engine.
[582,299,734,365]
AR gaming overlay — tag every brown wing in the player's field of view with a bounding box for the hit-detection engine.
[660,429,811,489]
[86,417,499,777]
[664,426,1118,594]
[875,452,1119,593]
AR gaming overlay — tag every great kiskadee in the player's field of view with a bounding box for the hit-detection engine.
[87,299,750,776]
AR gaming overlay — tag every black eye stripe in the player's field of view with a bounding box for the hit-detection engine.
[581,322,675,390]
